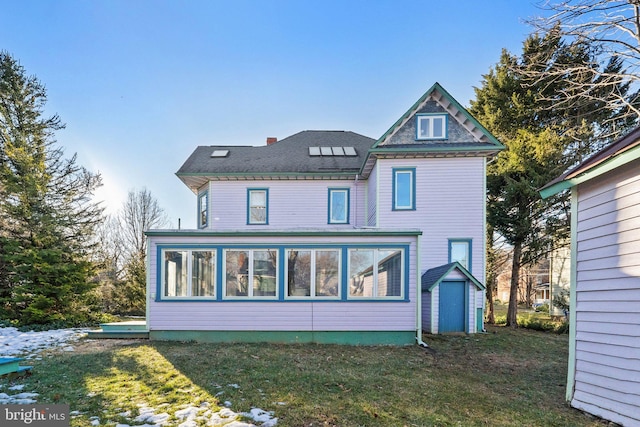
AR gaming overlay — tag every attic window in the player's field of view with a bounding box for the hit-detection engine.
[416,114,448,140]
[211,150,229,158]
[308,147,357,157]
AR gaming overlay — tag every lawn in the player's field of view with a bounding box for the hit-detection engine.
[3,326,607,426]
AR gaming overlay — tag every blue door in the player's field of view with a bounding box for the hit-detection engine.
[439,281,466,333]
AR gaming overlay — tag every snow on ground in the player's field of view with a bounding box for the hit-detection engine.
[0,327,278,426]
[0,326,88,358]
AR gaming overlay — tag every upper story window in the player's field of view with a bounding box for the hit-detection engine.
[348,248,404,299]
[286,249,340,298]
[224,249,278,298]
[328,188,349,224]
[198,190,208,229]
[449,239,471,271]
[416,113,448,140]
[162,250,216,299]
[247,188,268,225]
[392,168,416,211]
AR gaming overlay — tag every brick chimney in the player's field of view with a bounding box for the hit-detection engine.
[267,137,277,145]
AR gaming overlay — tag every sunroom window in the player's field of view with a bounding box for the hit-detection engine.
[163,250,216,298]
[224,249,278,298]
[286,249,340,298]
[416,113,448,140]
[348,248,403,298]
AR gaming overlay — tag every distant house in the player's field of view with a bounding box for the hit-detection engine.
[540,126,640,426]
[145,82,504,345]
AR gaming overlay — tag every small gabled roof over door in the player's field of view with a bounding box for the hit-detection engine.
[421,261,485,292]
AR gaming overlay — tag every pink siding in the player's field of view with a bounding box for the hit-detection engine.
[375,157,485,279]
[572,158,640,426]
[147,234,417,333]
[206,180,366,230]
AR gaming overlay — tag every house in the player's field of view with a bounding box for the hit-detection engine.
[540,126,640,426]
[145,82,504,345]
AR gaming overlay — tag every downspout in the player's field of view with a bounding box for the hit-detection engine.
[481,156,488,332]
[416,233,429,347]
[354,175,359,227]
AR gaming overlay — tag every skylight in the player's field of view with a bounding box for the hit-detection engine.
[211,150,229,158]
[308,147,357,157]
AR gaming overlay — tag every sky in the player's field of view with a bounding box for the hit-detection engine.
[2,0,548,229]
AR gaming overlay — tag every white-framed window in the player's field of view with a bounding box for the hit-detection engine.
[247,189,268,225]
[348,248,403,299]
[449,239,471,271]
[224,249,278,298]
[393,168,416,210]
[198,190,208,228]
[328,188,349,224]
[162,250,216,298]
[286,249,341,298]
[416,113,448,140]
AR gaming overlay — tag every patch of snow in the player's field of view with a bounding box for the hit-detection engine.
[0,391,39,404]
[0,326,87,358]
[8,384,25,391]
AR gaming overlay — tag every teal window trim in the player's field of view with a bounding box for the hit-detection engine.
[392,167,416,211]
[222,248,279,300]
[284,248,342,299]
[247,188,269,225]
[328,188,350,224]
[347,247,407,300]
[416,113,448,140]
[158,248,217,300]
[448,238,472,272]
[155,243,410,303]
[198,190,208,229]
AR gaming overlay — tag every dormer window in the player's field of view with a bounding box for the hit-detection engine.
[416,114,448,140]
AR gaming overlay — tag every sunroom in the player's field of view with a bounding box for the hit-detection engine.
[145,228,422,345]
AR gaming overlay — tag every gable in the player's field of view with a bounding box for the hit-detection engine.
[360,82,504,178]
[421,261,485,292]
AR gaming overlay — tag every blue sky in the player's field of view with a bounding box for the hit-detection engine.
[2,0,545,228]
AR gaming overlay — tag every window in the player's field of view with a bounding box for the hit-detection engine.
[348,248,403,298]
[392,168,416,210]
[163,250,216,298]
[224,249,278,298]
[286,249,340,298]
[449,239,471,271]
[416,114,448,140]
[328,188,349,224]
[247,189,268,225]
[198,191,208,228]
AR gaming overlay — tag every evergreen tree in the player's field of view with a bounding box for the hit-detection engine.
[0,51,103,324]
[470,32,634,326]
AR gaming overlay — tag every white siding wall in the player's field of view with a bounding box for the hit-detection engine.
[572,158,640,426]
[206,179,366,229]
[148,234,417,333]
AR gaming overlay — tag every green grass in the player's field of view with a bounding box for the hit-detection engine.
[2,327,606,426]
